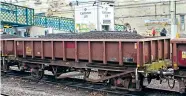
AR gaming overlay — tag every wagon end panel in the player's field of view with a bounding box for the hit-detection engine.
[177,44,186,67]
[54,41,63,59]
[150,39,170,62]
[144,38,171,72]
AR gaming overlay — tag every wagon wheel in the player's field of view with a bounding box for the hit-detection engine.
[31,68,44,81]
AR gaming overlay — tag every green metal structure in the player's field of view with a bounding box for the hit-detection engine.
[0,2,34,27]
[34,15,75,32]
[1,2,126,34]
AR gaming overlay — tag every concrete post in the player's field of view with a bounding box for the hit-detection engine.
[97,0,100,31]
[170,0,177,39]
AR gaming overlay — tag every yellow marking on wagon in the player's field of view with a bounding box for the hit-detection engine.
[182,51,186,59]
[173,63,178,70]
[145,60,171,72]
[137,64,140,68]
[26,47,32,55]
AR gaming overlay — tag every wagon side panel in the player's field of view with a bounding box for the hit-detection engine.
[65,41,75,59]
[33,41,41,57]
[106,42,119,62]
[144,41,150,63]
[43,41,52,58]
[91,42,103,61]
[122,42,137,63]
[78,42,88,60]
[164,39,170,59]
[17,41,23,56]
[25,41,32,56]
[177,44,186,67]
[54,41,63,58]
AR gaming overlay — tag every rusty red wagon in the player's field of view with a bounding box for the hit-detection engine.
[1,37,171,66]
[171,38,186,93]
[1,36,172,91]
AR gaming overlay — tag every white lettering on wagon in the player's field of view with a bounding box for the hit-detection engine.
[134,43,137,49]
[17,42,19,45]
[37,52,40,55]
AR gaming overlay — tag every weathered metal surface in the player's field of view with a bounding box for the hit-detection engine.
[171,38,186,68]
[1,37,170,68]
[86,71,134,83]
[56,72,84,79]
[145,60,171,73]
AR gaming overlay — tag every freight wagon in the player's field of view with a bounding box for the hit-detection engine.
[171,38,186,93]
[0,35,178,92]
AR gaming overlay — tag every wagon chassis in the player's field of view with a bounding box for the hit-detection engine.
[2,37,185,92]
[20,57,137,82]
[1,55,144,91]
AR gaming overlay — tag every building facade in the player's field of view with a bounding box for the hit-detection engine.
[114,0,186,35]
[5,0,186,35]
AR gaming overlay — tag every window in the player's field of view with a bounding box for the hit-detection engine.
[180,15,185,31]
[102,25,109,31]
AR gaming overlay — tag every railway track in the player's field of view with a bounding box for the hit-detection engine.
[1,70,185,96]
